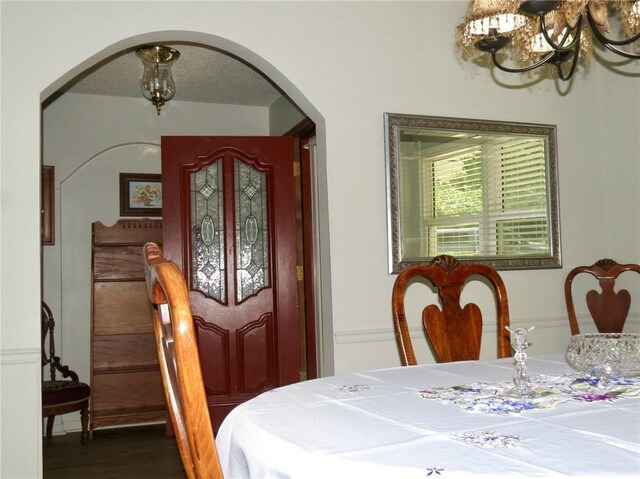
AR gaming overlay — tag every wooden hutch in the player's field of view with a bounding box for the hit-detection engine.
[90,219,165,429]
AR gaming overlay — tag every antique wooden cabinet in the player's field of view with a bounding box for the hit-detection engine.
[90,219,166,429]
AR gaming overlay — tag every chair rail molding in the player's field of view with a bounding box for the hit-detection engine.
[334,315,571,345]
[0,347,41,365]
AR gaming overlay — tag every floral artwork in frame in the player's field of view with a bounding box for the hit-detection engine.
[119,173,162,217]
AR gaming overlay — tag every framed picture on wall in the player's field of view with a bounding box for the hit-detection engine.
[42,165,55,245]
[119,173,162,217]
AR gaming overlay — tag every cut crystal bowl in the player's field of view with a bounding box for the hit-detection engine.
[566,333,640,380]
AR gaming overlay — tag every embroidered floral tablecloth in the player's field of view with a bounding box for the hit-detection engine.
[418,374,640,414]
[218,356,640,478]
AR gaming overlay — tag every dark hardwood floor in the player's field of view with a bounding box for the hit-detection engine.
[43,424,187,478]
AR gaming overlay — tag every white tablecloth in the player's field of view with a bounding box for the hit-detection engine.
[216,355,640,478]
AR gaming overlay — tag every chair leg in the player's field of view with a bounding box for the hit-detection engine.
[80,406,90,444]
[46,416,55,438]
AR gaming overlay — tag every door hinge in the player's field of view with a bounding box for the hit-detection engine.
[297,265,304,282]
[293,162,301,177]
[300,370,308,381]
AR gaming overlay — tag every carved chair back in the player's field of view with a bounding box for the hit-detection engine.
[564,258,640,335]
[392,255,512,365]
[143,242,223,479]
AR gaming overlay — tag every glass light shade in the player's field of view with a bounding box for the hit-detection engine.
[136,46,180,114]
[462,0,527,35]
[530,27,574,52]
[467,12,527,35]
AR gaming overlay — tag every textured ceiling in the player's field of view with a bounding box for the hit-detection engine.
[65,44,283,107]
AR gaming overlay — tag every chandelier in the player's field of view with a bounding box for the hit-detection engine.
[136,45,180,114]
[456,0,640,81]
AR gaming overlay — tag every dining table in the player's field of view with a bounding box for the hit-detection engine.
[216,354,640,478]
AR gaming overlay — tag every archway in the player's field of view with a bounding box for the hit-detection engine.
[40,31,333,466]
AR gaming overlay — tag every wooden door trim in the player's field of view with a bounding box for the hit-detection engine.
[299,138,317,379]
[285,119,318,380]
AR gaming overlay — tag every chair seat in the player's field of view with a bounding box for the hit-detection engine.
[43,380,90,406]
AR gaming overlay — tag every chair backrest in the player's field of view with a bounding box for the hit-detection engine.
[392,255,512,365]
[42,301,79,383]
[564,258,640,335]
[143,242,223,479]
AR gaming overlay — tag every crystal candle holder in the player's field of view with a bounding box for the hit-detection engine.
[506,326,536,398]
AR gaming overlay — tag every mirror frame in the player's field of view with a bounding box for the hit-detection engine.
[384,113,561,273]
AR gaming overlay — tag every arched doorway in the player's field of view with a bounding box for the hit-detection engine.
[40,32,331,471]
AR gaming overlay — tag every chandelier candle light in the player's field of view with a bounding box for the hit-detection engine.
[136,45,180,114]
[457,0,640,80]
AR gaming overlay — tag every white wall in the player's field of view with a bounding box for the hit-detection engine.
[269,95,306,135]
[41,92,270,434]
[1,2,639,478]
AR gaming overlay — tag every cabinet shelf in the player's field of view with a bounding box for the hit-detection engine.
[92,364,160,374]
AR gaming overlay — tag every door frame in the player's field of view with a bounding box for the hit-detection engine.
[287,119,318,379]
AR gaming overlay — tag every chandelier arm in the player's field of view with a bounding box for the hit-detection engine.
[598,42,640,59]
[489,49,557,73]
[555,47,581,81]
[586,10,640,47]
[539,14,582,52]
[555,31,583,81]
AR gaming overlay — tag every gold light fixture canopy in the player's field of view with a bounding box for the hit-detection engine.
[456,0,640,81]
[136,45,180,114]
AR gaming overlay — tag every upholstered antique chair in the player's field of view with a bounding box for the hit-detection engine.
[41,301,91,443]
[564,258,640,335]
[143,242,224,479]
[392,255,512,365]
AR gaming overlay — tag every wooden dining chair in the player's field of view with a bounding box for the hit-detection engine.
[41,301,91,444]
[392,255,512,365]
[143,242,224,479]
[564,258,640,335]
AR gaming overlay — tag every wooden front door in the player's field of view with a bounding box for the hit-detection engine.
[161,136,301,431]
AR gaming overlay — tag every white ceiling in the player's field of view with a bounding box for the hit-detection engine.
[65,44,283,107]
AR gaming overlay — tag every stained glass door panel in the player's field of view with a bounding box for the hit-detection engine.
[234,159,270,302]
[191,162,226,302]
